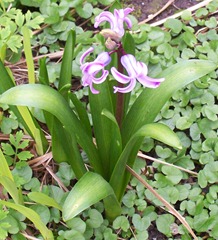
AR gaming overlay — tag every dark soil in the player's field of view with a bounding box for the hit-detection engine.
[123,0,201,22]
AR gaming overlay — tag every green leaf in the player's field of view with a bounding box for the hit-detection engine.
[30,205,50,225]
[98,0,114,5]
[164,18,183,34]
[1,143,15,156]
[39,58,49,85]
[17,151,33,161]
[58,30,75,95]
[110,123,182,201]
[123,32,135,55]
[15,11,24,28]
[20,0,43,7]
[86,209,103,228]
[0,117,18,134]
[66,218,86,233]
[182,31,197,47]
[122,190,136,208]
[28,192,62,211]
[157,43,173,59]
[132,214,150,231]
[0,84,102,175]
[6,35,22,53]
[161,166,183,185]
[76,3,93,19]
[89,81,120,180]
[62,172,115,221]
[0,61,48,155]
[0,176,21,204]
[202,105,218,121]
[112,216,130,232]
[205,17,218,28]
[22,26,35,84]
[181,10,192,21]
[0,200,54,239]
[0,149,13,180]
[69,92,92,136]
[193,211,216,232]
[156,214,175,237]
[26,15,44,29]
[122,60,217,145]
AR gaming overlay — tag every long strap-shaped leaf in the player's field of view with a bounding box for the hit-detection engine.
[62,171,121,221]
[58,30,75,96]
[0,148,13,180]
[22,26,35,84]
[0,200,54,240]
[121,60,217,145]
[0,176,22,205]
[0,84,103,174]
[89,81,122,180]
[0,145,22,204]
[110,123,182,201]
[0,61,48,155]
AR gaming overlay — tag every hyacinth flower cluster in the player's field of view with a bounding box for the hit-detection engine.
[80,8,165,94]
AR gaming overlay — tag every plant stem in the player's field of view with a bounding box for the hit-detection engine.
[115,48,125,127]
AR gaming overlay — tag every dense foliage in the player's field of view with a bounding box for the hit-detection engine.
[0,0,218,239]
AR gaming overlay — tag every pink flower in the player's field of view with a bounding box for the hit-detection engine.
[94,8,134,37]
[80,47,111,94]
[111,54,165,93]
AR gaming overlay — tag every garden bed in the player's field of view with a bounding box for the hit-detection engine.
[0,0,218,239]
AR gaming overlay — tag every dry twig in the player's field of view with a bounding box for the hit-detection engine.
[137,151,198,176]
[139,0,175,24]
[148,0,213,26]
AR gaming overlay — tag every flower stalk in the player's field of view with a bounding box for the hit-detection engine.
[115,45,125,127]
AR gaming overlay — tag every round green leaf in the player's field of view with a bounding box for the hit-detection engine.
[162,166,183,185]
[156,214,175,237]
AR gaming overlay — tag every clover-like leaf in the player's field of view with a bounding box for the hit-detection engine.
[161,166,183,185]
[112,216,130,232]
[164,18,183,34]
[156,214,175,237]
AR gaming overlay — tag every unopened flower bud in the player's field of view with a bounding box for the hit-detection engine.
[105,37,117,50]
[100,29,122,43]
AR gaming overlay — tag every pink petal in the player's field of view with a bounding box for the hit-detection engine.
[95,52,111,66]
[137,75,164,88]
[111,67,131,83]
[85,62,104,75]
[92,70,109,84]
[136,61,148,76]
[121,54,138,77]
[124,17,133,29]
[113,79,136,93]
[80,47,94,65]
[90,83,99,94]
[94,11,116,30]
[123,7,134,15]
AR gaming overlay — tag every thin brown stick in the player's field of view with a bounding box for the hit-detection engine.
[149,0,213,27]
[44,164,69,192]
[28,152,53,166]
[137,151,198,176]
[21,232,40,240]
[126,165,198,240]
[139,0,175,25]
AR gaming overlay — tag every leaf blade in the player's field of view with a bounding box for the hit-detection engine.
[0,200,54,240]
[62,172,116,221]
[28,192,62,211]
[122,60,217,145]
[110,123,182,201]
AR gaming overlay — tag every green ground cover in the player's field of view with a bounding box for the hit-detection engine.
[0,0,218,239]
